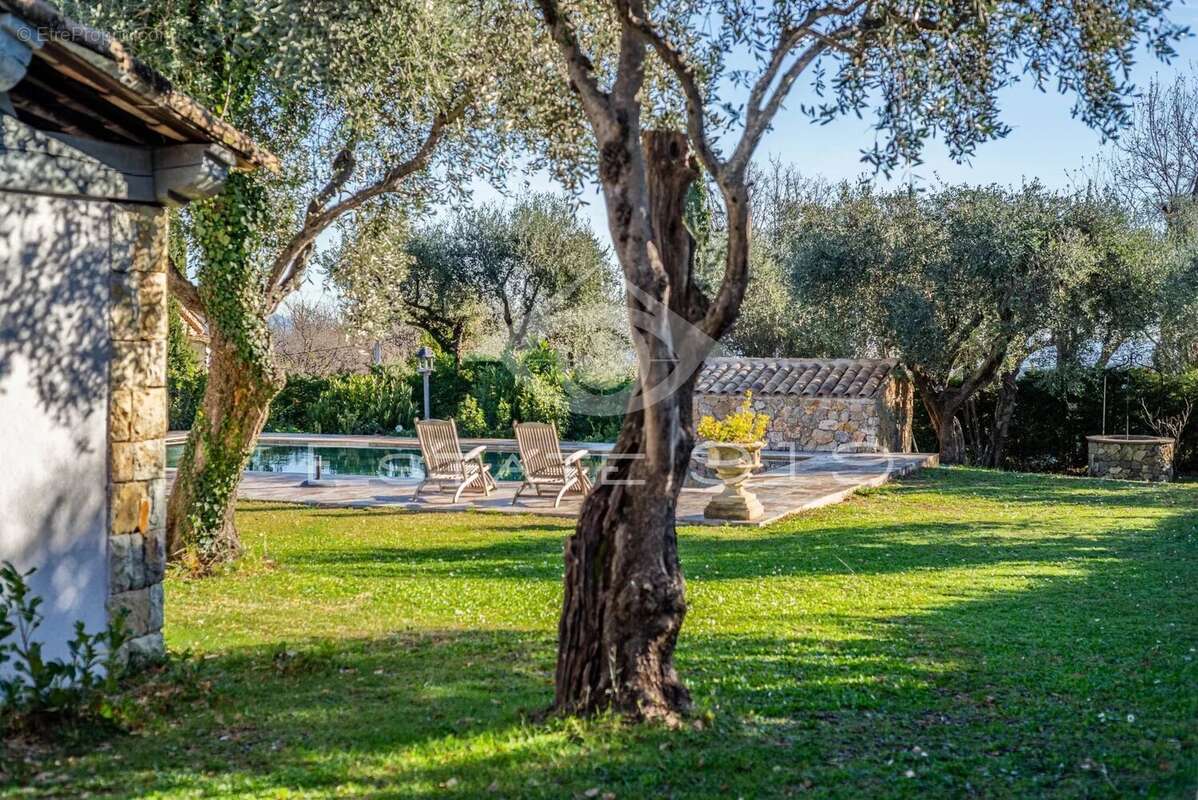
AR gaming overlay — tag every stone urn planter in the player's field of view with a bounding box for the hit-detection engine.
[1086,434,1175,483]
[702,441,765,521]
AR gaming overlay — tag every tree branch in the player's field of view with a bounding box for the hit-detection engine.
[956,330,1013,405]
[534,0,615,130]
[167,253,205,318]
[266,98,469,312]
[613,0,721,176]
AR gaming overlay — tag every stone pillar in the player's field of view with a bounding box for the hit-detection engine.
[106,206,168,664]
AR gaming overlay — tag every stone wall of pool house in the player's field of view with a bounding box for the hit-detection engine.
[106,208,170,663]
[693,358,915,453]
[1,1,273,675]
[1087,435,1175,483]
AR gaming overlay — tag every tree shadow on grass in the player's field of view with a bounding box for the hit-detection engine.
[892,467,1196,509]
[18,471,1191,798]
[30,501,1195,799]
[18,471,1188,795]
[265,468,1196,585]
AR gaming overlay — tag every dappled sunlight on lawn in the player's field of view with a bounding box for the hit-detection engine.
[5,468,1195,798]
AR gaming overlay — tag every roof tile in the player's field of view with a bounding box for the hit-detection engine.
[697,358,899,400]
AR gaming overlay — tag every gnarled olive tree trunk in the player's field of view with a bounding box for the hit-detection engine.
[166,328,284,566]
[554,130,745,722]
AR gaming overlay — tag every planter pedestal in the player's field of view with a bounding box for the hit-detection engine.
[703,442,765,522]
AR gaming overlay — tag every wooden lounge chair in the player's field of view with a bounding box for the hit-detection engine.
[414,418,497,503]
[512,421,593,508]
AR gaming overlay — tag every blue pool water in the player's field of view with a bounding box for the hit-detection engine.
[165,443,603,482]
[165,443,798,483]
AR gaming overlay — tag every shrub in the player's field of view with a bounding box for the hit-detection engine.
[515,372,570,432]
[0,562,130,733]
[466,360,517,432]
[697,391,770,443]
[175,346,631,443]
[455,395,488,436]
[267,374,330,432]
[309,366,418,435]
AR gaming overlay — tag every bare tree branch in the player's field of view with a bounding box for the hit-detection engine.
[1140,396,1194,443]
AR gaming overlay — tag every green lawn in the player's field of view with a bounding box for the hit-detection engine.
[4,468,1197,798]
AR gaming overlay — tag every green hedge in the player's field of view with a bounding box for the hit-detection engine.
[912,367,1198,474]
[257,353,630,441]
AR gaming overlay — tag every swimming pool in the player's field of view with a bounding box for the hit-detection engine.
[165,441,800,483]
[164,443,584,482]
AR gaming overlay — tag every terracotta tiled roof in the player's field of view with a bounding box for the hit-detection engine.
[1,0,279,171]
[696,358,899,399]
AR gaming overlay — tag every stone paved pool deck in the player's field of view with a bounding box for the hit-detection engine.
[167,434,938,527]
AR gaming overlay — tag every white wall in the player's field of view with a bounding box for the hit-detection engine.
[0,192,111,665]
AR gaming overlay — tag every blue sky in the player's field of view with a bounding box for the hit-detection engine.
[297,11,1198,306]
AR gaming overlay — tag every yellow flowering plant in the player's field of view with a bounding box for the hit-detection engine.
[697,391,770,443]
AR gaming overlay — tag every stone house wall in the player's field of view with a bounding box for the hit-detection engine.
[0,196,168,669]
[694,374,914,453]
[1,2,267,676]
[1087,436,1174,483]
[106,207,169,662]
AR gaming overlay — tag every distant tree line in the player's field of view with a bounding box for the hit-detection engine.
[702,164,1197,467]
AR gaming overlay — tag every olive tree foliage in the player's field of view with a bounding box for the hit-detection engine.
[325,194,615,364]
[67,0,579,568]
[1154,225,1198,371]
[697,162,867,358]
[787,184,1167,462]
[1045,191,1170,372]
[526,0,1184,722]
[791,184,1073,462]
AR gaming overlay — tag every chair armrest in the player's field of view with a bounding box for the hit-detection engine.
[564,449,589,465]
[462,445,487,461]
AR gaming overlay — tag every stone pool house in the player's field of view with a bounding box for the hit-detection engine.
[695,357,915,453]
[0,0,273,667]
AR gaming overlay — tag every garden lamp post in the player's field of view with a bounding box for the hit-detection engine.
[417,346,433,420]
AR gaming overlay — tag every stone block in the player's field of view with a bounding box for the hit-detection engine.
[147,477,167,530]
[148,581,164,632]
[109,388,133,442]
[111,440,162,482]
[108,533,142,593]
[811,429,835,446]
[116,632,164,669]
[128,207,168,275]
[108,586,152,637]
[109,270,140,339]
[111,480,150,535]
[144,526,166,584]
[112,339,167,389]
[138,271,168,339]
[110,441,134,482]
[129,387,167,440]
[134,439,164,481]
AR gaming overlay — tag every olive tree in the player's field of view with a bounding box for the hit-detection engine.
[326,194,614,364]
[69,0,571,568]
[529,0,1182,721]
[1047,192,1169,372]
